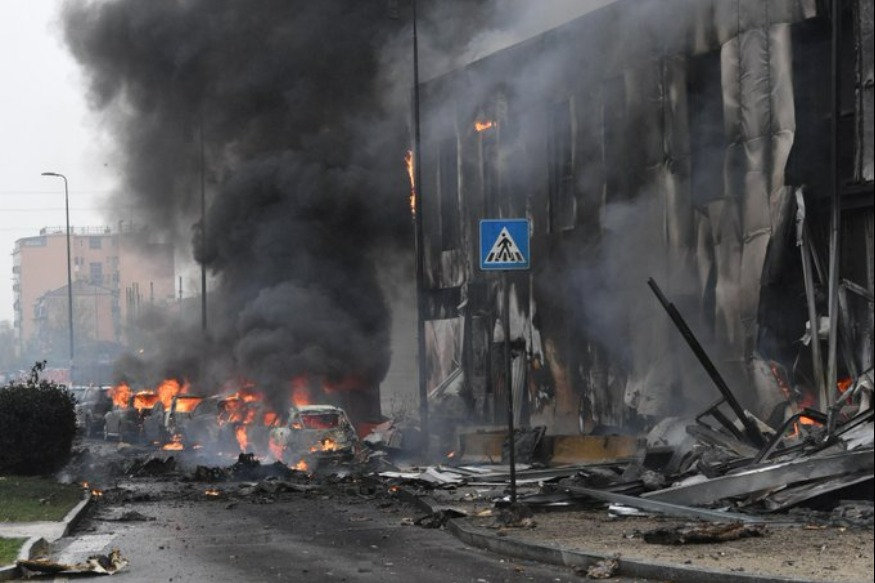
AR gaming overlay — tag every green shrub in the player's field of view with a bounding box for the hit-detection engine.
[0,363,77,475]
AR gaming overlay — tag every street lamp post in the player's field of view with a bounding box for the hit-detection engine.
[40,172,74,379]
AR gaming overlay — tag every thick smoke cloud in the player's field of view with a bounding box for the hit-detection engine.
[62,0,413,401]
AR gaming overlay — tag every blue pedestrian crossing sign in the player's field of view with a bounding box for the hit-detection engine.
[480,219,530,271]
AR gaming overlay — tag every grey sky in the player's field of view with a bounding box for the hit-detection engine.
[0,1,116,323]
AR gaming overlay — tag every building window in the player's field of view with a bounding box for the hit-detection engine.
[547,99,576,231]
[438,137,460,250]
[603,76,633,203]
[22,236,47,247]
[482,128,500,217]
[89,262,103,285]
[89,236,102,249]
[687,49,724,206]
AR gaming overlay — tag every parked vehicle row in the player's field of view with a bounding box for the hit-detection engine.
[89,385,360,464]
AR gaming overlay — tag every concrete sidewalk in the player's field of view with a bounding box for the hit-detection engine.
[400,488,866,583]
[0,494,91,581]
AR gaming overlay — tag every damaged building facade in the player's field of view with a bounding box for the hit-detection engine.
[416,0,874,440]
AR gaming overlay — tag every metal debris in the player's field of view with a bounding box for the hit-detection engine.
[18,549,128,577]
[641,522,766,545]
[576,557,619,579]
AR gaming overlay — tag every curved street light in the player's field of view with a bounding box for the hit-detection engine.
[40,171,75,378]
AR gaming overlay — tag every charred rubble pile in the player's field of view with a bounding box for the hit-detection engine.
[371,281,874,532]
[369,399,873,534]
[545,406,874,530]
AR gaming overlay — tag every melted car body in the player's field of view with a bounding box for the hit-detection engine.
[269,404,358,463]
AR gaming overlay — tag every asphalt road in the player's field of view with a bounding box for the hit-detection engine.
[49,477,603,583]
[34,436,662,583]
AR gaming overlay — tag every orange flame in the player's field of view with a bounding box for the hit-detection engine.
[404,150,416,218]
[769,362,793,400]
[291,376,311,407]
[236,425,249,451]
[173,396,202,413]
[110,383,132,408]
[162,434,185,451]
[837,377,853,393]
[294,459,309,472]
[132,391,159,412]
[310,438,339,453]
[475,119,495,132]
[156,379,188,409]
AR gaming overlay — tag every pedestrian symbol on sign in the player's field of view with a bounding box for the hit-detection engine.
[485,227,525,264]
[479,219,530,271]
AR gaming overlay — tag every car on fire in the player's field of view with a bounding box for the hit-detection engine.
[103,390,160,442]
[268,404,358,464]
[168,394,270,453]
[141,393,206,445]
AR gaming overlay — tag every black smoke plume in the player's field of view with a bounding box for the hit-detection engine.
[62,0,415,407]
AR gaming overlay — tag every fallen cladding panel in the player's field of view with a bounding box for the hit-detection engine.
[640,448,874,506]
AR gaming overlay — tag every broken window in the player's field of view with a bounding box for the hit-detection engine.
[786,17,831,197]
[438,137,460,250]
[547,99,576,232]
[300,412,341,430]
[603,76,634,202]
[482,125,500,217]
[687,49,724,206]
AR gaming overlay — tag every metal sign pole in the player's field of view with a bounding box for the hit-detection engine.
[503,271,517,504]
[479,218,529,505]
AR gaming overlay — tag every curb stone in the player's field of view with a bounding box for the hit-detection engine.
[395,486,849,583]
[0,492,91,582]
[445,517,842,583]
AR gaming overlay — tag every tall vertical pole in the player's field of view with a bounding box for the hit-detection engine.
[503,272,517,503]
[826,0,842,409]
[41,172,74,380]
[63,176,74,379]
[412,0,430,457]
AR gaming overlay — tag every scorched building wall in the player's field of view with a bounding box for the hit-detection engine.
[416,0,874,437]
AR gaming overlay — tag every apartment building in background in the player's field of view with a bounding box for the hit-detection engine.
[11,222,175,381]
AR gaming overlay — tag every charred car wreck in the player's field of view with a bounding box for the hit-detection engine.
[269,404,359,468]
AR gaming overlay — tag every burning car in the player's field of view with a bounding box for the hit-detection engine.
[268,404,358,466]
[142,393,206,446]
[217,392,276,455]
[103,390,160,442]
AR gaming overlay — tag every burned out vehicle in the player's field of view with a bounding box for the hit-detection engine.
[103,391,160,442]
[166,394,269,453]
[164,394,206,437]
[141,393,206,445]
[268,404,358,464]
